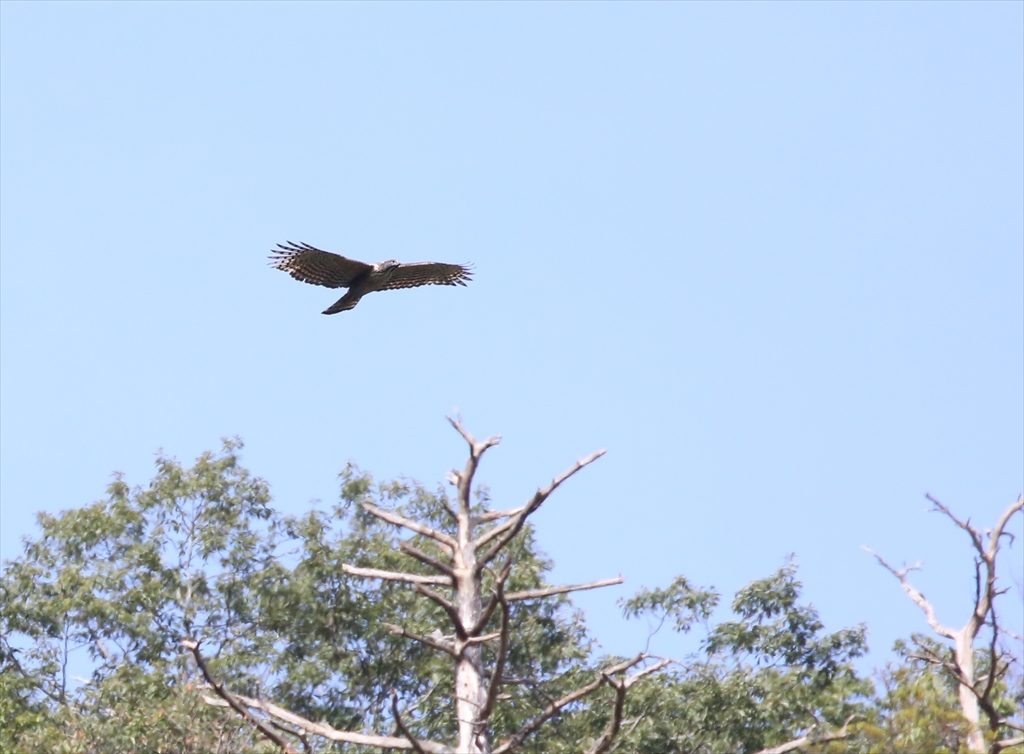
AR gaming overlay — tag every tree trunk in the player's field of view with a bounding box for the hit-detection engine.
[955,628,985,753]
[455,562,489,753]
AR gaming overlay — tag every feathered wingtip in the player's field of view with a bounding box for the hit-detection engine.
[268,241,315,267]
[454,263,475,286]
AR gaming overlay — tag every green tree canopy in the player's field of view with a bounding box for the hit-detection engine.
[2,441,1020,753]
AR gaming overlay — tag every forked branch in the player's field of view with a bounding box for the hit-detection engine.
[190,639,454,753]
[477,449,606,571]
[492,654,647,754]
[862,548,956,639]
[413,584,467,638]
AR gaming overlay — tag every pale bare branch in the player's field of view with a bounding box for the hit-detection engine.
[993,736,1024,753]
[753,715,860,754]
[863,547,957,639]
[472,515,521,549]
[478,449,606,571]
[623,657,673,688]
[506,577,624,602]
[928,494,986,557]
[474,506,526,524]
[201,691,454,752]
[342,563,453,588]
[446,416,502,460]
[362,503,457,552]
[384,624,458,658]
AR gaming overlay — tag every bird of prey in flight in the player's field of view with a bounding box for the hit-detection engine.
[269,242,473,314]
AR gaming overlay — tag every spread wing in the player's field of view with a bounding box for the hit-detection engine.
[383,262,474,291]
[269,242,373,289]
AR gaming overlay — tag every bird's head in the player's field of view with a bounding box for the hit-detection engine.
[377,259,401,273]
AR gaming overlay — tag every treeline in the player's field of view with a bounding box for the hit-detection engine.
[1,428,1020,753]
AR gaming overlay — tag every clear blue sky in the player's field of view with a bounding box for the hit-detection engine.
[2,1,1021,667]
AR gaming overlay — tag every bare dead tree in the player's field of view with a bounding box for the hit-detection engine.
[184,419,667,753]
[865,494,1024,754]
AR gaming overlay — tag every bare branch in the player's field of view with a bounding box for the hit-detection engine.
[979,496,1024,619]
[584,677,627,754]
[993,736,1024,753]
[446,416,502,460]
[201,691,454,752]
[413,584,467,638]
[474,506,526,524]
[623,657,673,688]
[342,563,453,588]
[928,494,986,558]
[362,503,457,552]
[472,515,521,549]
[753,715,860,754]
[862,547,957,639]
[478,449,606,571]
[446,418,502,534]
[183,638,299,754]
[384,624,458,658]
[471,560,514,635]
[400,542,456,579]
[480,582,511,722]
[506,577,625,602]
[392,690,429,754]
[493,654,644,754]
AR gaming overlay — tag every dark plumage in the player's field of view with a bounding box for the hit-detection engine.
[269,242,473,314]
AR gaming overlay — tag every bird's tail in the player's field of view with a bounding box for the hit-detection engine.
[322,291,361,315]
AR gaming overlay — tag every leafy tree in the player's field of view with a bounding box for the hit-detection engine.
[613,562,871,754]
[6,430,1012,753]
[1,430,655,753]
